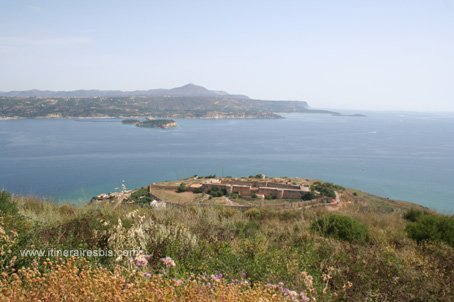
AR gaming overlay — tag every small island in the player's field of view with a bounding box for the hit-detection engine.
[122,118,177,129]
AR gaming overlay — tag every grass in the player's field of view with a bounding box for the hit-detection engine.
[1,189,453,301]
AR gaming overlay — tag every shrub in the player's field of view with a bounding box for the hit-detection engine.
[403,209,425,222]
[208,187,226,197]
[405,213,454,246]
[230,192,239,199]
[177,183,187,193]
[310,182,343,199]
[0,191,18,216]
[311,214,369,243]
[302,191,316,201]
[244,208,262,220]
[130,187,153,204]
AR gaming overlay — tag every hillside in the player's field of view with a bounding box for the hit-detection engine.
[0,84,340,119]
[1,177,453,301]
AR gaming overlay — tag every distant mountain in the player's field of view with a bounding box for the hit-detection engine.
[0,83,250,99]
[0,84,352,119]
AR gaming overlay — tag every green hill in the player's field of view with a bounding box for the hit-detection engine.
[0,180,453,301]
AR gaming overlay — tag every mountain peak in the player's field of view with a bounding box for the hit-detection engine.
[181,83,202,88]
[174,83,208,90]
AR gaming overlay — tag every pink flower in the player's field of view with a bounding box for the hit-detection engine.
[173,278,184,286]
[299,292,310,302]
[210,273,223,282]
[135,254,149,268]
[160,256,176,268]
[143,272,152,278]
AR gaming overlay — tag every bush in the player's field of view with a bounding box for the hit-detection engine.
[130,187,153,204]
[311,214,369,243]
[0,191,18,216]
[230,192,239,199]
[208,187,226,197]
[302,191,316,201]
[177,183,187,193]
[310,182,343,199]
[403,209,425,222]
[244,208,262,220]
[405,213,454,246]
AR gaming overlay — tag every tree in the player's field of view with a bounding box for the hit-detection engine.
[177,183,187,193]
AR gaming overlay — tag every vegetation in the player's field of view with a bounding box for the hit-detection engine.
[404,209,454,246]
[0,191,18,216]
[176,183,187,193]
[301,191,316,201]
[0,259,294,302]
[193,187,203,194]
[208,186,227,197]
[136,119,177,129]
[0,190,453,301]
[311,214,369,243]
[129,187,154,204]
[310,182,344,199]
[0,95,313,119]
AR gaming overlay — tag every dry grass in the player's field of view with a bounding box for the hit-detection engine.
[150,188,201,204]
[0,258,296,302]
[1,189,453,301]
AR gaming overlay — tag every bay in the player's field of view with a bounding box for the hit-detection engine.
[0,112,453,213]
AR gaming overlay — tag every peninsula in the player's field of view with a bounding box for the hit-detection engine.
[0,84,344,119]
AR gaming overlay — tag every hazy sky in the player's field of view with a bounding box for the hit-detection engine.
[0,0,453,111]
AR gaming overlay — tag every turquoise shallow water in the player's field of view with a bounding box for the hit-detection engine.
[0,112,453,213]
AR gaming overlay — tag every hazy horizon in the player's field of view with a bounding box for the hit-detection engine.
[1,1,453,111]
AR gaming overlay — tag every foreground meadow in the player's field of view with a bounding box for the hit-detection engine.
[0,189,453,301]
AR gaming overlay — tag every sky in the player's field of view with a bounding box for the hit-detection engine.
[0,0,453,111]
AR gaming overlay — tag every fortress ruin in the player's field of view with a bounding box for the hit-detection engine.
[188,179,311,199]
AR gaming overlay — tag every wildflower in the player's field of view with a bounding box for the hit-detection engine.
[240,272,247,279]
[135,254,149,268]
[143,272,151,278]
[173,278,184,286]
[299,292,310,302]
[210,273,223,282]
[283,288,298,299]
[160,257,176,268]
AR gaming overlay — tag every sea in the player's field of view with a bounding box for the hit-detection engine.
[1,112,453,213]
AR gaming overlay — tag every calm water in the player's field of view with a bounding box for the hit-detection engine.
[1,112,453,213]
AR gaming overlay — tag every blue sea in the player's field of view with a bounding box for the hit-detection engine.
[1,112,453,213]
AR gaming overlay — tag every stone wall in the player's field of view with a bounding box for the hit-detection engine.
[282,189,306,199]
[149,179,312,200]
[257,187,284,199]
[221,180,301,190]
[231,185,253,196]
[267,182,301,190]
